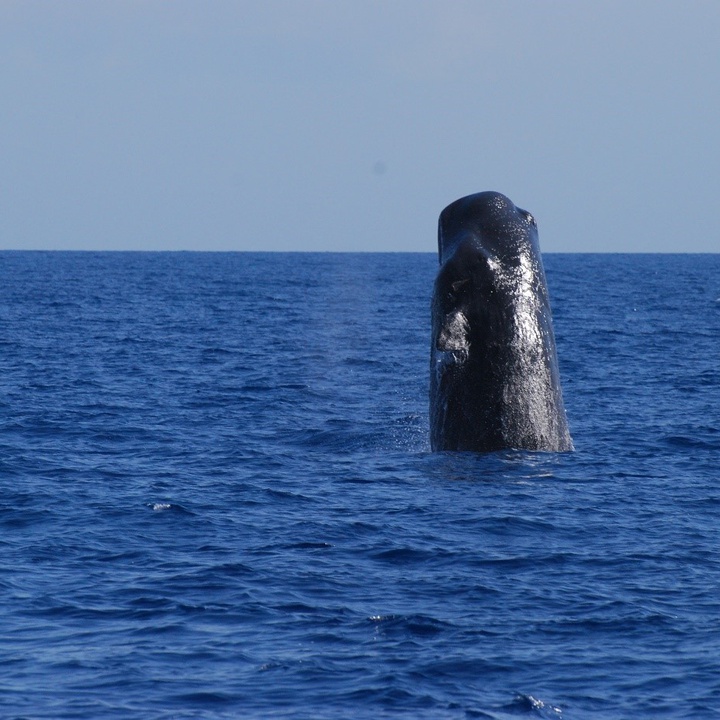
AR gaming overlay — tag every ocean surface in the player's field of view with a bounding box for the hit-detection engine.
[1,251,719,719]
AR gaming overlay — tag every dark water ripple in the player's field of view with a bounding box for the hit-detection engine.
[1,252,720,718]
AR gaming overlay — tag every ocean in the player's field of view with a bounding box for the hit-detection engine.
[1,251,719,719]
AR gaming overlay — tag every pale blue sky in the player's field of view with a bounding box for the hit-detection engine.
[1,1,718,252]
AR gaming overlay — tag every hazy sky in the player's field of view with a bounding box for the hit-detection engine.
[1,1,718,252]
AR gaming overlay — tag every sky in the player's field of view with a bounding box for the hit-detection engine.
[0,1,718,252]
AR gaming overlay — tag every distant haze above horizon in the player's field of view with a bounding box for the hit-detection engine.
[1,1,718,253]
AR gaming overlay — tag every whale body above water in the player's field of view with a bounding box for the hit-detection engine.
[429,191,573,452]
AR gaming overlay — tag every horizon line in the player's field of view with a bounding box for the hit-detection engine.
[1,249,718,255]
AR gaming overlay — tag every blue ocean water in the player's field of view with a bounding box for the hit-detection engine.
[1,251,719,719]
